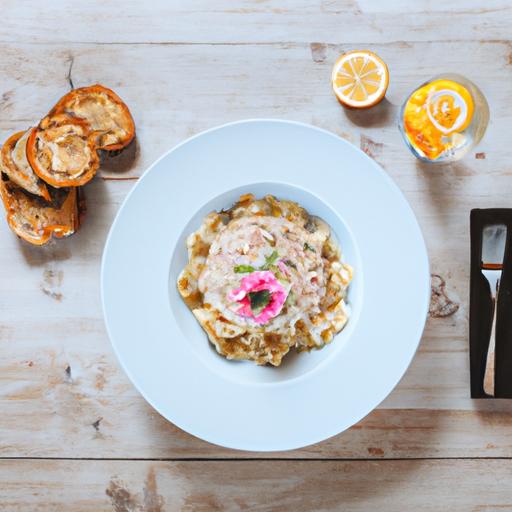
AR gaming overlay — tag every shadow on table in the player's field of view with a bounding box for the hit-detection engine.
[343,98,396,128]
[415,159,474,218]
[470,397,512,415]
[100,137,140,175]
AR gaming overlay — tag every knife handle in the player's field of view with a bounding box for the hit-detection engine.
[494,229,512,397]
[483,298,497,395]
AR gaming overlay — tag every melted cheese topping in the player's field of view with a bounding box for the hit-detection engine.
[37,124,93,179]
[177,195,353,366]
[64,94,129,147]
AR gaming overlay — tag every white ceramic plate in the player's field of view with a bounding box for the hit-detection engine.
[102,119,430,452]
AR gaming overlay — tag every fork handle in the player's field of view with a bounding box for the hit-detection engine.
[469,271,495,398]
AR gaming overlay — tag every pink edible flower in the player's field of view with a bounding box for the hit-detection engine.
[228,270,288,324]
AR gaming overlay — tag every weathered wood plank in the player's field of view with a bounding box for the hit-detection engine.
[4,382,512,459]
[1,16,512,459]
[2,459,512,511]
[2,0,512,44]
[0,212,511,459]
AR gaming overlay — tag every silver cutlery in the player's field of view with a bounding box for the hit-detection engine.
[481,224,507,396]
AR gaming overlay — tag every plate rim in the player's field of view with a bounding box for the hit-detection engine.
[101,118,431,451]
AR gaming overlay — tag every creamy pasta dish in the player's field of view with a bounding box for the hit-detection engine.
[177,194,352,366]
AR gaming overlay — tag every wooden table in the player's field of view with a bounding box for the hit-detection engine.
[2,1,512,510]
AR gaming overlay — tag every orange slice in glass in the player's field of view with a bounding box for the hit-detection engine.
[425,80,474,135]
[402,79,475,160]
[331,50,389,109]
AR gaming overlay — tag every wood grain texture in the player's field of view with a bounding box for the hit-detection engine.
[2,459,512,512]
[2,0,512,44]
[2,0,512,508]
[1,37,512,458]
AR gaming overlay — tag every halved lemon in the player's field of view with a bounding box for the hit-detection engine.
[331,50,389,109]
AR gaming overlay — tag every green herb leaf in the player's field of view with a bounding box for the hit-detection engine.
[234,265,256,273]
[304,242,316,252]
[260,250,279,270]
[248,290,271,314]
[272,268,285,281]
[284,291,295,307]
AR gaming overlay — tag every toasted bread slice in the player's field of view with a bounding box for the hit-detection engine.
[1,130,51,200]
[27,114,99,188]
[0,173,80,245]
[49,84,135,151]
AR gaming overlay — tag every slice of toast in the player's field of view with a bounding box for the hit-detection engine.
[0,173,81,245]
[26,114,99,188]
[0,130,51,200]
[49,84,135,151]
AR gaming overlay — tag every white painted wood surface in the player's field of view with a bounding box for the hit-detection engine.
[2,459,512,512]
[2,1,512,509]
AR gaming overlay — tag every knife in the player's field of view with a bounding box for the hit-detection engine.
[481,224,507,396]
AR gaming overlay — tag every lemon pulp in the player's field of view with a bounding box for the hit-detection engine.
[331,51,389,108]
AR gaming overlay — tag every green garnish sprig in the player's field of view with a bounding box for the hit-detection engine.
[234,250,279,273]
